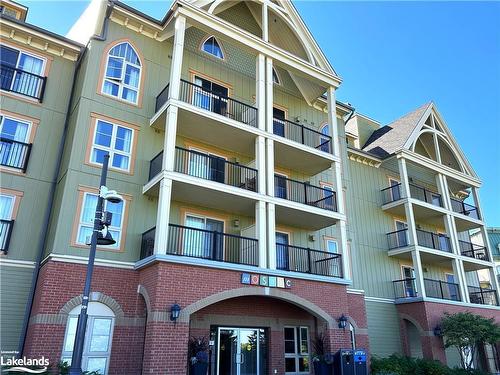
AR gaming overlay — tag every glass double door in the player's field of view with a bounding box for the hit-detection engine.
[217,328,262,375]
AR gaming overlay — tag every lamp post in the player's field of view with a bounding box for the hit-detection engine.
[69,154,122,375]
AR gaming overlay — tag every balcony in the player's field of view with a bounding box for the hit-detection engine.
[0,138,32,172]
[276,243,342,278]
[0,63,47,101]
[424,278,461,301]
[459,240,489,262]
[393,277,461,301]
[450,198,481,231]
[273,117,331,153]
[148,148,257,191]
[416,229,451,253]
[140,225,259,267]
[0,219,14,253]
[274,175,337,212]
[381,183,445,226]
[468,286,499,306]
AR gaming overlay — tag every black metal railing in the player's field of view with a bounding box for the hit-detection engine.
[381,182,442,207]
[387,229,409,250]
[458,240,489,261]
[274,175,337,211]
[450,198,480,220]
[179,79,257,127]
[0,138,32,172]
[149,151,163,181]
[0,219,14,253]
[276,243,342,278]
[273,117,332,153]
[155,83,169,112]
[140,227,156,260]
[393,278,418,299]
[175,147,257,192]
[424,278,461,301]
[168,224,258,266]
[416,229,452,252]
[468,286,499,306]
[381,183,403,204]
[0,63,47,101]
[409,184,442,207]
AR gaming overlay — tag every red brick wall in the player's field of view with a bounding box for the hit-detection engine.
[396,301,500,365]
[25,260,369,374]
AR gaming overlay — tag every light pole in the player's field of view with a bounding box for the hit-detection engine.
[69,154,122,375]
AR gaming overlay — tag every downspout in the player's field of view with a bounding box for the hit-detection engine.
[17,2,114,357]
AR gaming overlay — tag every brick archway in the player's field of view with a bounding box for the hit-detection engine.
[178,286,335,327]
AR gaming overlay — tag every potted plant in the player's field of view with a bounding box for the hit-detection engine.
[188,336,209,375]
[312,333,334,375]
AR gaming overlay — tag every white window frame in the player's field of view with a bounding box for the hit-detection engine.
[90,119,134,173]
[272,67,281,85]
[101,43,142,105]
[76,192,125,249]
[284,326,310,374]
[0,194,15,220]
[0,45,46,98]
[61,303,115,375]
[0,113,32,143]
[200,35,225,60]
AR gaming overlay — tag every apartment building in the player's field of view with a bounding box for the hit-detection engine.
[0,0,498,374]
[487,228,500,283]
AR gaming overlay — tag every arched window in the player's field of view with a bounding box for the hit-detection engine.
[272,67,281,85]
[102,42,141,104]
[201,36,224,59]
[62,302,115,374]
[319,123,331,153]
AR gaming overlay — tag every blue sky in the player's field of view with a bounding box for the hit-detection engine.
[23,1,500,225]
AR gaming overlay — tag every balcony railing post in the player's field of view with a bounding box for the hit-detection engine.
[307,248,312,273]
[439,281,444,299]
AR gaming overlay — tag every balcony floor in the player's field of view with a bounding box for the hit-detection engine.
[275,202,338,231]
[388,245,455,266]
[382,199,446,227]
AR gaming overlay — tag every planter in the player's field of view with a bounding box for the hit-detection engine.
[190,362,208,375]
[313,361,333,375]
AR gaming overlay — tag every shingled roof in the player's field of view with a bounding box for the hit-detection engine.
[362,102,432,158]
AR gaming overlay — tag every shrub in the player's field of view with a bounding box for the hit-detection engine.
[371,355,489,375]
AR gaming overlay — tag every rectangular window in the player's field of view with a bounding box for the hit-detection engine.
[0,194,15,251]
[0,45,45,99]
[90,119,134,172]
[284,326,310,374]
[0,114,31,170]
[76,192,125,249]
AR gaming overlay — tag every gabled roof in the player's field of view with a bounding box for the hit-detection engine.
[362,102,431,158]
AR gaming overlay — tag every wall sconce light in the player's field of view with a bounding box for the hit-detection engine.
[433,325,442,337]
[170,303,181,322]
[338,314,348,329]
[233,219,240,228]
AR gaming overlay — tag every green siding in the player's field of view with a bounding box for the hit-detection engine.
[0,266,33,351]
[365,300,402,357]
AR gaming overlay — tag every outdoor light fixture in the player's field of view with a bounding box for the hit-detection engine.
[96,228,116,246]
[338,314,348,329]
[433,325,443,337]
[170,303,181,321]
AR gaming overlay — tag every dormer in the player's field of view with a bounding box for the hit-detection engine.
[0,0,28,21]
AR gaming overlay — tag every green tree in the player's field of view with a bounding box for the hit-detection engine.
[440,312,500,371]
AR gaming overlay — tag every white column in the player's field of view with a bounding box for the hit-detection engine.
[256,54,266,132]
[266,139,274,197]
[471,187,483,221]
[262,2,268,42]
[154,178,173,255]
[267,203,276,270]
[265,57,274,133]
[168,15,186,100]
[326,86,339,157]
[411,250,426,298]
[255,201,267,268]
[452,259,470,303]
[436,174,451,211]
[398,158,417,246]
[153,15,185,255]
[256,136,266,194]
[333,163,344,214]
